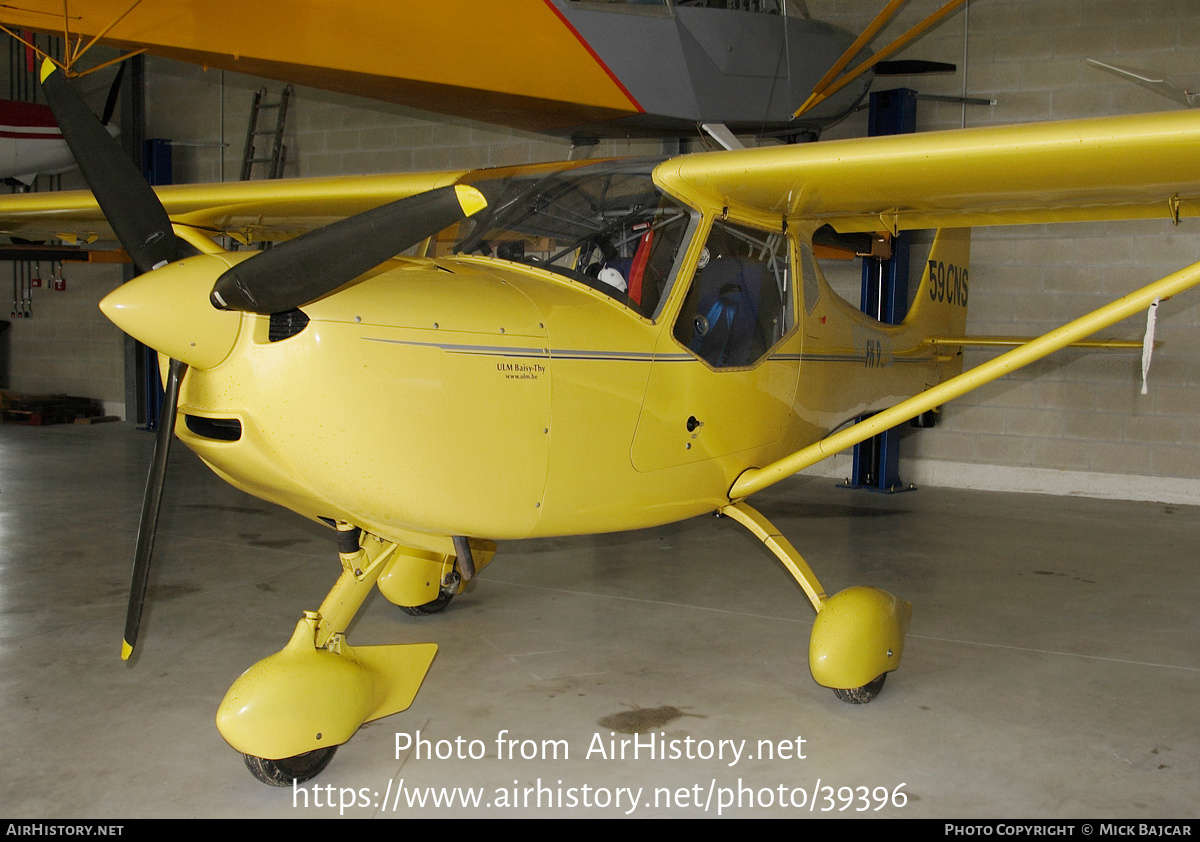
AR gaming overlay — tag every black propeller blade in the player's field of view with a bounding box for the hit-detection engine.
[209,183,486,314]
[41,58,197,660]
[122,358,186,660]
[40,60,192,273]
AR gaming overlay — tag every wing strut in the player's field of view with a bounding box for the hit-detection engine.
[793,0,969,120]
[730,258,1200,500]
[793,0,908,118]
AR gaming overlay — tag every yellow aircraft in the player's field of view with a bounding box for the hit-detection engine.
[6,59,1200,786]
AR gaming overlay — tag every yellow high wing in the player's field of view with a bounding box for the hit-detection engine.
[0,169,468,247]
[5,109,1199,245]
[656,108,1200,232]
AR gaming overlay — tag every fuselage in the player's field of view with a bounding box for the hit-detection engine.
[172,250,953,551]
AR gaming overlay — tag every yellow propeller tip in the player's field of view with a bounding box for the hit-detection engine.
[121,639,133,660]
[39,57,57,84]
[454,185,488,218]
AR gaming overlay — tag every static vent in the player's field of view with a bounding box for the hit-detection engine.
[185,415,242,442]
[268,309,310,342]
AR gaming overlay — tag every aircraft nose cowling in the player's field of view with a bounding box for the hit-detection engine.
[100,254,242,370]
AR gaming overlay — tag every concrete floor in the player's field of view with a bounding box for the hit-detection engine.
[2,422,1197,819]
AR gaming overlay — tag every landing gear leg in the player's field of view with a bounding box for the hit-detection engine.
[720,502,910,703]
[218,523,438,783]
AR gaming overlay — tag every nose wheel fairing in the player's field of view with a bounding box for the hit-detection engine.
[217,615,438,762]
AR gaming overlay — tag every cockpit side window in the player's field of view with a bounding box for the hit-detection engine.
[602,199,696,320]
[672,218,794,368]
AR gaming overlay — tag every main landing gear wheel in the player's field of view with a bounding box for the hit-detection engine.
[832,673,886,705]
[243,746,338,786]
[400,590,454,616]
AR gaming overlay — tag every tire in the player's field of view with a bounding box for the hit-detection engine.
[243,746,337,786]
[832,672,887,705]
[400,589,454,616]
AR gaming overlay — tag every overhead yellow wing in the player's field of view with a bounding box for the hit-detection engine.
[0,170,467,245]
[5,110,1200,247]
[654,109,1200,233]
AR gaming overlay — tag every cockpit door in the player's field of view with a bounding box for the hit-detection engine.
[632,217,800,473]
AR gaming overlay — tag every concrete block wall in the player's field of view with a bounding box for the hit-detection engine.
[0,101,127,414]
[3,260,124,404]
[2,65,127,414]
[145,61,664,184]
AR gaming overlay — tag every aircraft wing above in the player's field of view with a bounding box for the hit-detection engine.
[0,0,875,137]
[0,0,643,134]
[655,109,1200,233]
[0,169,466,244]
[3,110,1200,246]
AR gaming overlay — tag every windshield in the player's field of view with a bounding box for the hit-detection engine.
[443,160,696,320]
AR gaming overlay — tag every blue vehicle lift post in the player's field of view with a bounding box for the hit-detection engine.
[848,88,917,493]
